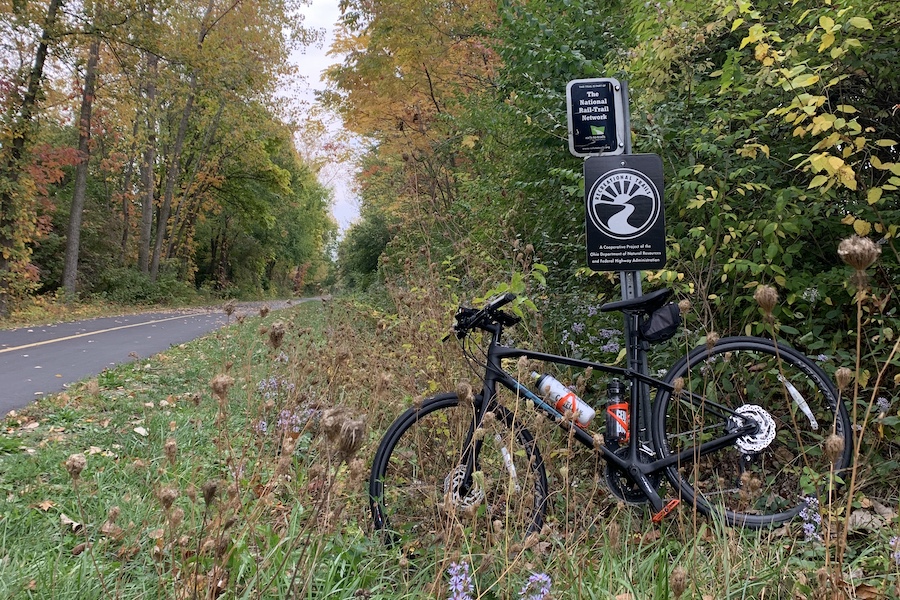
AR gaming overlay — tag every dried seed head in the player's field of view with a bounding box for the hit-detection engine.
[107,506,120,523]
[158,486,179,511]
[673,377,685,397]
[670,565,688,598]
[210,374,234,402]
[164,438,177,466]
[838,235,880,272]
[223,300,236,316]
[338,418,366,459]
[608,521,621,550]
[202,480,219,507]
[835,367,853,392]
[678,299,691,315]
[754,285,778,317]
[269,321,285,349]
[824,434,845,464]
[321,407,353,442]
[456,381,474,404]
[706,332,719,351]
[259,305,270,318]
[375,371,393,395]
[168,506,184,527]
[349,458,365,482]
[65,453,87,480]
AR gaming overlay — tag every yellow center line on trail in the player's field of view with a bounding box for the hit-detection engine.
[0,313,208,355]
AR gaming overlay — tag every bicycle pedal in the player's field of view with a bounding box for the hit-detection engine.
[651,499,680,523]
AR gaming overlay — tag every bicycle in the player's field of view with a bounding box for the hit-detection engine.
[369,288,852,549]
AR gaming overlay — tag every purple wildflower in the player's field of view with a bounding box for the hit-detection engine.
[815,354,829,362]
[572,322,585,335]
[877,396,891,414]
[890,536,900,566]
[519,572,552,600]
[601,340,620,353]
[799,496,822,542]
[447,561,474,600]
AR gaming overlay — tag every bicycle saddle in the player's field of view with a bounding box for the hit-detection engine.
[599,288,673,314]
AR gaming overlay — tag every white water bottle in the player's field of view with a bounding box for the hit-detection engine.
[532,372,596,427]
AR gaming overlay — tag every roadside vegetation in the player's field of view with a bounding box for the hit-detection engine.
[2,240,900,598]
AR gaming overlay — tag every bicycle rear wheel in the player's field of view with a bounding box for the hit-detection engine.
[652,336,852,528]
[369,393,548,551]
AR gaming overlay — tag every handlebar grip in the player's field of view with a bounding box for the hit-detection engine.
[486,292,516,311]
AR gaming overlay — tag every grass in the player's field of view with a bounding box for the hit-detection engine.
[1,295,898,599]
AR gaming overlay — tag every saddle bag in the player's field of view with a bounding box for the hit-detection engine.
[639,303,681,343]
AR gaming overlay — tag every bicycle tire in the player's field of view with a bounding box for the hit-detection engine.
[652,336,852,528]
[369,393,548,550]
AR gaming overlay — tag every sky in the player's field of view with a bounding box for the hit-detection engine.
[290,0,360,234]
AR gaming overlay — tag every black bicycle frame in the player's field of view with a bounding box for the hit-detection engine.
[463,315,757,513]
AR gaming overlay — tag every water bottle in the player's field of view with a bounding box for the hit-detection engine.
[532,372,596,427]
[605,378,629,443]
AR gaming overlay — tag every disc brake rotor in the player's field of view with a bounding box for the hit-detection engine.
[443,465,485,510]
[732,404,776,453]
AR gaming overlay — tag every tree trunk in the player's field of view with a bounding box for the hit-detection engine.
[0,0,64,316]
[62,34,101,296]
[121,118,140,263]
[138,49,158,275]
[149,73,196,281]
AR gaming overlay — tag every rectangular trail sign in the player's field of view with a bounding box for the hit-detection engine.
[585,154,666,271]
[566,78,626,157]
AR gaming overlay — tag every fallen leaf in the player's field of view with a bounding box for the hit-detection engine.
[855,583,883,599]
[24,422,40,430]
[615,594,632,600]
[60,513,83,533]
[873,500,896,520]
[35,500,55,511]
[848,509,883,532]
[87,446,103,455]
[72,542,90,555]
[134,426,148,437]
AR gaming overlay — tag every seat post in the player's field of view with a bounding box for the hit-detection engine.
[619,270,651,438]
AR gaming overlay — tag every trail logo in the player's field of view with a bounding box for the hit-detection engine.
[584,154,666,272]
[587,169,661,240]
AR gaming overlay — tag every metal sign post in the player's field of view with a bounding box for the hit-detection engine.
[568,79,666,430]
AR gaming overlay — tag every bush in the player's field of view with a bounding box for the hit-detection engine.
[91,267,196,305]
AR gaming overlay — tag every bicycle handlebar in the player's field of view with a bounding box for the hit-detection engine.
[446,292,520,340]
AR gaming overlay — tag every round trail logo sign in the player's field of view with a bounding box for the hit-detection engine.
[587,168,661,240]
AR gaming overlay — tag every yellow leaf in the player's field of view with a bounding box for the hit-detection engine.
[841,214,856,225]
[867,188,883,204]
[791,73,820,88]
[731,17,745,32]
[870,155,884,169]
[818,32,835,52]
[808,174,829,188]
[838,165,857,189]
[819,16,835,30]
[853,219,871,236]
[848,16,873,29]
[827,155,845,173]
[876,139,899,147]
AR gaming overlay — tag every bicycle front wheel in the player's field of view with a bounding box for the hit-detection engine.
[652,336,852,528]
[369,393,548,551]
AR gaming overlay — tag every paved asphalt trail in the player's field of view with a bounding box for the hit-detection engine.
[0,300,302,414]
